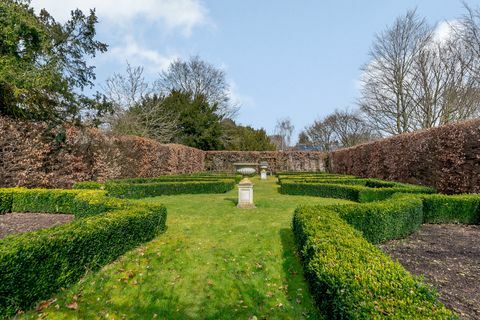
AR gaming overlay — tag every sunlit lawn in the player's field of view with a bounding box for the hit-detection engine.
[22,177,352,319]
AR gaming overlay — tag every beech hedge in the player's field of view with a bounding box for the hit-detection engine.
[0,188,167,317]
[292,207,456,319]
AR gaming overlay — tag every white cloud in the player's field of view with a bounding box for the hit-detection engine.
[228,80,255,109]
[107,36,177,73]
[432,20,461,44]
[30,0,209,35]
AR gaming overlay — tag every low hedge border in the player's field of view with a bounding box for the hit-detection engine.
[0,188,123,218]
[280,181,434,202]
[392,193,480,225]
[72,181,104,190]
[288,173,480,318]
[292,206,456,319]
[327,196,424,244]
[0,188,167,317]
[105,180,236,199]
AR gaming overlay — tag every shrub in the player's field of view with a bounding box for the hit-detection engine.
[10,189,120,218]
[0,188,167,317]
[72,181,104,190]
[0,189,15,214]
[421,194,480,224]
[0,204,166,317]
[292,206,456,319]
[280,181,434,202]
[328,197,423,244]
[105,180,235,199]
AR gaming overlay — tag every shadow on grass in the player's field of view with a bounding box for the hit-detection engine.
[279,228,324,320]
[223,197,238,206]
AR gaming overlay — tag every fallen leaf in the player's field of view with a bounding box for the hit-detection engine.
[67,301,78,310]
[36,299,56,312]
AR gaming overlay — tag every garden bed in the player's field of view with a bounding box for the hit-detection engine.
[0,213,74,239]
[379,224,480,320]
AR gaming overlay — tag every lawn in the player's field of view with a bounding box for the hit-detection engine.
[22,177,352,319]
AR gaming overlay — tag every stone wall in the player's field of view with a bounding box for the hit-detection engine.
[328,119,480,194]
[0,117,205,188]
[205,151,326,173]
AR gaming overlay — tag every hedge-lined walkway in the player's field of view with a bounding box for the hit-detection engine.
[24,178,351,319]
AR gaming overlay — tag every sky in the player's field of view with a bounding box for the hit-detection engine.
[31,0,470,141]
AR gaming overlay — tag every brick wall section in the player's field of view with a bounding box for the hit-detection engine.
[0,117,205,188]
[205,151,326,173]
[328,119,480,194]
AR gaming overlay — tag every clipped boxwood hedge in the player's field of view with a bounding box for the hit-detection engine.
[293,206,456,319]
[105,180,235,199]
[391,193,480,225]
[72,181,104,190]
[4,188,121,218]
[280,181,434,202]
[327,196,424,244]
[0,188,167,317]
[0,190,13,214]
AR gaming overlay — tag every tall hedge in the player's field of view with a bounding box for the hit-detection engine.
[329,118,480,194]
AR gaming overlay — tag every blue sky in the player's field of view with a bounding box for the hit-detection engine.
[32,0,468,141]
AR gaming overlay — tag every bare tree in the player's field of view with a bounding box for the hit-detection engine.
[411,33,480,128]
[359,10,431,135]
[275,118,294,151]
[304,116,337,151]
[155,56,239,119]
[360,8,480,135]
[102,64,178,142]
[457,3,480,80]
[303,108,376,150]
[103,63,151,111]
[110,96,179,143]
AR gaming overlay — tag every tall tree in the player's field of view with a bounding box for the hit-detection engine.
[303,108,376,150]
[221,119,275,151]
[0,0,109,123]
[360,8,480,135]
[359,10,430,135]
[155,56,239,119]
[164,91,223,150]
[274,118,294,151]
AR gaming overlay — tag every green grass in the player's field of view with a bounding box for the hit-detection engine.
[20,177,352,320]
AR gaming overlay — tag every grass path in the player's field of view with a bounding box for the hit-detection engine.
[23,178,351,319]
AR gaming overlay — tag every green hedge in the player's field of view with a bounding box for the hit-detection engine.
[280,181,434,202]
[422,194,480,224]
[7,189,121,218]
[72,181,104,190]
[292,206,456,319]
[390,193,480,224]
[0,189,14,214]
[0,189,167,317]
[106,180,235,199]
[328,197,423,244]
[110,174,241,184]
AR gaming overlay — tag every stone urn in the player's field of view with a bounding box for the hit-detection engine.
[233,162,258,176]
[259,161,268,180]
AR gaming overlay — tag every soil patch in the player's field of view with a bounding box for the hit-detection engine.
[0,213,74,239]
[379,224,480,319]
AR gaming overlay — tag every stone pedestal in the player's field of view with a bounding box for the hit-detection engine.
[237,178,255,209]
[260,169,267,180]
